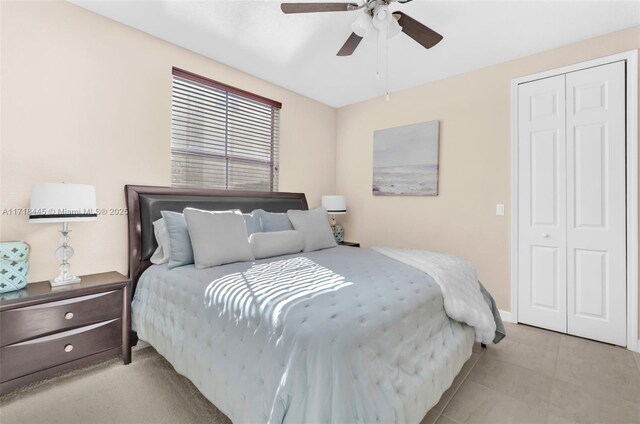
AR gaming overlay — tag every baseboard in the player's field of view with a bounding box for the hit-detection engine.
[499,309,515,323]
[626,339,640,353]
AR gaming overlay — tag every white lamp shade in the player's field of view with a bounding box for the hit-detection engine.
[30,183,97,223]
[321,195,347,215]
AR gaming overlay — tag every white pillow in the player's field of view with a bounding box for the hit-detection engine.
[150,218,170,265]
[184,208,255,268]
[287,207,338,253]
[249,230,305,259]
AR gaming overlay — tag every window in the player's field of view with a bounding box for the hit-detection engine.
[171,67,281,191]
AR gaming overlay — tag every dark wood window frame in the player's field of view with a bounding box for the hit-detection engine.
[171,67,282,191]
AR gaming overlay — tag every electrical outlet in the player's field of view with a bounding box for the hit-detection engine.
[496,204,505,216]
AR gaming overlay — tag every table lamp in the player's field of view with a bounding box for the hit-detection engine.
[29,183,97,287]
[321,195,347,243]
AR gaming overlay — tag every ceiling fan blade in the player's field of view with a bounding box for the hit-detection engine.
[394,11,443,49]
[337,33,363,56]
[281,2,358,14]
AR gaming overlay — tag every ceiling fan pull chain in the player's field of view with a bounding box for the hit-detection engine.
[385,28,390,101]
[375,25,390,101]
[377,27,387,80]
[376,28,381,80]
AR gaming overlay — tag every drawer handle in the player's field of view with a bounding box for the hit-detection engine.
[64,344,74,353]
[64,312,74,320]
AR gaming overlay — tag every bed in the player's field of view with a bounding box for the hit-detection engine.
[125,185,500,424]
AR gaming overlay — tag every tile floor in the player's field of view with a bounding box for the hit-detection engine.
[421,322,640,424]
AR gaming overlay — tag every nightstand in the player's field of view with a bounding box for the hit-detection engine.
[0,271,131,394]
[339,241,360,247]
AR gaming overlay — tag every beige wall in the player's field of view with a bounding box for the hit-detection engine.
[336,26,640,314]
[0,1,337,282]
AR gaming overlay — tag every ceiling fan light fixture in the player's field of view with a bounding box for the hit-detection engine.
[281,1,444,57]
[352,13,372,37]
[372,5,391,30]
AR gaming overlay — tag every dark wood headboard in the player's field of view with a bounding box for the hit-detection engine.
[125,185,308,292]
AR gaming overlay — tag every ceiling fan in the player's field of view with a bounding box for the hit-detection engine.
[280,0,443,56]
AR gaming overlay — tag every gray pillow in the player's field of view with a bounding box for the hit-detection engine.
[150,218,170,265]
[249,230,305,259]
[161,211,194,269]
[255,209,294,232]
[287,207,338,252]
[184,208,255,268]
[243,211,263,236]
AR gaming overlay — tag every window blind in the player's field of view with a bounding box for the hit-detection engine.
[171,67,281,192]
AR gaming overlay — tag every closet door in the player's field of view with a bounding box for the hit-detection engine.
[517,75,568,333]
[566,61,626,346]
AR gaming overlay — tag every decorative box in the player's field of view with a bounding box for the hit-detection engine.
[0,241,30,293]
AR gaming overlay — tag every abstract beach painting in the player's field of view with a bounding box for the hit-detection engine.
[372,121,440,196]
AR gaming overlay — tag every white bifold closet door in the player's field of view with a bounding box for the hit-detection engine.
[518,74,568,334]
[518,61,626,346]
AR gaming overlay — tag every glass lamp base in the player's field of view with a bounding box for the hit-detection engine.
[50,222,81,288]
[50,276,81,288]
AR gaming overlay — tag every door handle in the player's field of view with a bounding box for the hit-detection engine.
[542,233,550,238]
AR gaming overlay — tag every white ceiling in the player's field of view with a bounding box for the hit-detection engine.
[70,0,640,108]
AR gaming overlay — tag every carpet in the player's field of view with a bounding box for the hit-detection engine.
[0,347,231,424]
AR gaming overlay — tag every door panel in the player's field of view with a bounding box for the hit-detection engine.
[531,130,560,226]
[573,123,607,228]
[566,61,626,346]
[518,75,567,333]
[574,249,608,319]
[530,246,560,310]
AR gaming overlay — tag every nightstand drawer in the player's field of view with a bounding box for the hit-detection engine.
[0,290,122,347]
[0,318,121,383]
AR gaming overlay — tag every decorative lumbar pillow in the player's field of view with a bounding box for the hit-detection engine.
[254,209,294,232]
[150,218,170,265]
[184,208,255,268]
[249,230,305,259]
[161,211,194,269]
[243,211,263,236]
[287,207,338,252]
